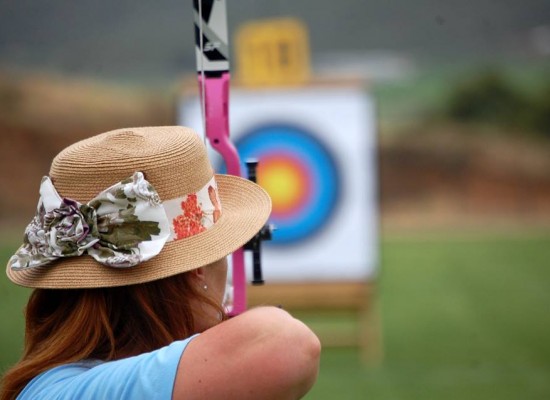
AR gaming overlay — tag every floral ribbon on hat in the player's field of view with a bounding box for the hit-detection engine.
[9,172,171,270]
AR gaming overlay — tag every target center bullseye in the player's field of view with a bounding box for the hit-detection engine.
[258,160,305,213]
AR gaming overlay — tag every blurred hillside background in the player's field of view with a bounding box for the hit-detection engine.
[0,0,549,227]
[1,1,550,399]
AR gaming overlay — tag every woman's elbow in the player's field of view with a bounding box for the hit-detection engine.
[290,319,322,396]
[268,313,321,398]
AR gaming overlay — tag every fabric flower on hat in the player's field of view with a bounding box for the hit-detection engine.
[43,199,99,257]
[11,192,100,269]
[9,173,170,270]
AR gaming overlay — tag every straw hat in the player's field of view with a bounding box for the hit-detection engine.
[6,126,271,289]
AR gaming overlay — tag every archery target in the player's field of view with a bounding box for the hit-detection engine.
[227,124,340,244]
[178,84,378,282]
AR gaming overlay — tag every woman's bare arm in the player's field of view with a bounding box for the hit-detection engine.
[173,306,321,400]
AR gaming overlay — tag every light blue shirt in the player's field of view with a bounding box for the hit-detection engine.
[18,335,198,399]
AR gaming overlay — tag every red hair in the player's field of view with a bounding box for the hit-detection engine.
[0,272,225,400]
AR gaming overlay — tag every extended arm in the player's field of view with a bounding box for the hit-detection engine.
[173,307,321,400]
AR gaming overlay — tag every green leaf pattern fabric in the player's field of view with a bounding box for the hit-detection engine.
[9,172,170,270]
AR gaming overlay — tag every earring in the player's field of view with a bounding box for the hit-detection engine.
[203,284,208,291]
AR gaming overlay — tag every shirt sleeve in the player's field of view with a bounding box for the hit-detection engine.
[18,335,199,400]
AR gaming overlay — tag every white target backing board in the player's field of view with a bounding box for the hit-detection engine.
[178,84,378,282]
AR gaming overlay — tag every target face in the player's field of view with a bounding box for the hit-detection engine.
[230,124,340,244]
[179,85,378,281]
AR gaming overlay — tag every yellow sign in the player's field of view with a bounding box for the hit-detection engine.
[235,18,311,87]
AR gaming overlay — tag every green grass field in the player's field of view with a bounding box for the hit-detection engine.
[1,231,550,399]
[306,231,550,399]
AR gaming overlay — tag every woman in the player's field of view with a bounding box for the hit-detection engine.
[1,126,321,400]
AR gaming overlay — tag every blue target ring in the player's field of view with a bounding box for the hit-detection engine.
[232,124,340,244]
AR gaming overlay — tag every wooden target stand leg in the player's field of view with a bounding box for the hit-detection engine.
[248,281,384,365]
[359,285,384,365]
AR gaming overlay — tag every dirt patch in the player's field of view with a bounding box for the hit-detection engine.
[0,72,174,231]
[379,127,550,231]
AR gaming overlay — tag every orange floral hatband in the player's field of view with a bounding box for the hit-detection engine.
[163,176,222,241]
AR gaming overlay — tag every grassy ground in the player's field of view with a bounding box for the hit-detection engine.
[0,236,31,374]
[306,231,550,399]
[1,231,550,399]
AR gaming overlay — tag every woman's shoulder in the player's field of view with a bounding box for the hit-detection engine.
[18,335,199,400]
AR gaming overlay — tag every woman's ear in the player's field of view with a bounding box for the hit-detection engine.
[190,267,206,283]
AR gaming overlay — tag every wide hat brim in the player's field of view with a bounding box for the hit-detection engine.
[7,174,271,289]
